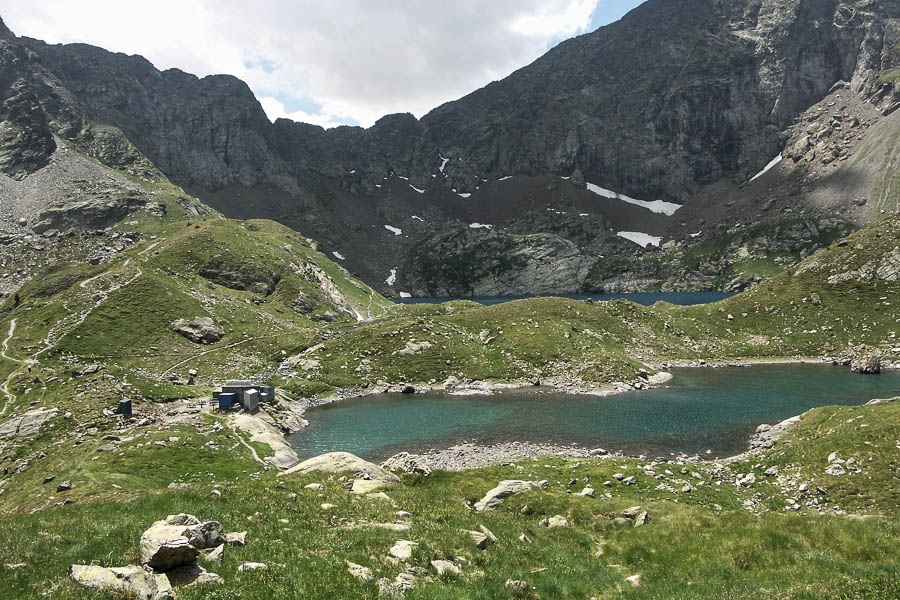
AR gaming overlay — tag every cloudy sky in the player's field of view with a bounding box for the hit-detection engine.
[4,1,645,128]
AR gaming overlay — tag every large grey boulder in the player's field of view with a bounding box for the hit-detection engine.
[851,352,881,374]
[70,564,173,600]
[474,480,541,512]
[381,452,431,476]
[171,317,224,344]
[278,451,401,493]
[0,408,57,440]
[139,514,223,570]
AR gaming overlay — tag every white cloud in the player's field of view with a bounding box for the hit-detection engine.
[4,0,600,128]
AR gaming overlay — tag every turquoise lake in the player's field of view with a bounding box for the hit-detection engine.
[394,292,735,307]
[287,365,900,461]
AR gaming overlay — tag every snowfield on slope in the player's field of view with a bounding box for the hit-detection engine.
[586,183,681,216]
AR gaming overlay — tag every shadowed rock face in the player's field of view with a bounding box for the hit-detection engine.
[13,0,899,199]
[3,2,900,295]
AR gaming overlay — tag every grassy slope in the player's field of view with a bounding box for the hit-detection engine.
[0,401,898,599]
[288,214,900,396]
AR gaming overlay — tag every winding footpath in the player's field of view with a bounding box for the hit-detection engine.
[0,319,21,416]
[160,336,264,376]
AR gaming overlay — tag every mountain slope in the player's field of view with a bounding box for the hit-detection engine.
[3,3,900,296]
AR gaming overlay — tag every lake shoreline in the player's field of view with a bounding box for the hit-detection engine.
[261,356,899,470]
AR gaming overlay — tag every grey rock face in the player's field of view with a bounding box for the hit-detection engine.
[400,226,593,296]
[31,196,148,234]
[474,480,539,512]
[199,260,280,295]
[0,408,57,440]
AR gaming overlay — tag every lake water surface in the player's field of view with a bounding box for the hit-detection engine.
[288,365,900,461]
[395,292,734,307]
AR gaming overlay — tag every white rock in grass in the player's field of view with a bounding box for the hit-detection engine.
[346,561,374,581]
[70,564,173,600]
[389,540,418,561]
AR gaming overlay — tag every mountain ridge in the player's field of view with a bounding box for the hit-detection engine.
[2,1,900,296]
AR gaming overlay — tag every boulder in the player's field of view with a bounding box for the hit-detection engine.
[388,540,417,561]
[139,514,221,570]
[0,408,57,440]
[541,515,568,528]
[171,317,224,344]
[621,506,643,518]
[380,452,432,476]
[237,562,267,572]
[70,564,173,600]
[397,341,432,356]
[165,564,223,587]
[430,560,460,576]
[346,561,374,581]
[634,511,650,527]
[224,531,246,546]
[202,545,224,564]
[279,452,400,493]
[462,529,489,549]
[506,579,530,591]
[474,480,539,511]
[850,352,881,374]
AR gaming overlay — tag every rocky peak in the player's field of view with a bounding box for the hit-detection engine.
[0,16,13,39]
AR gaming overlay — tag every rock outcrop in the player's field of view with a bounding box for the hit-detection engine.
[278,451,401,493]
[0,408,57,440]
[474,480,542,512]
[69,564,173,600]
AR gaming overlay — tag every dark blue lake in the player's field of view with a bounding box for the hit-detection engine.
[395,292,735,307]
[287,365,900,461]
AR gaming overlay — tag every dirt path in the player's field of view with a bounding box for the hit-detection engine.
[0,319,21,416]
[1,319,18,363]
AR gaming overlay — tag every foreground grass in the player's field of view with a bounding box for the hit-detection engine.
[1,401,898,599]
[0,459,897,599]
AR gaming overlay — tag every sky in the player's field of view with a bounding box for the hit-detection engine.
[4,1,645,128]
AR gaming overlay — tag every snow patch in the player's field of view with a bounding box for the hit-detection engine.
[349,169,356,174]
[830,80,850,92]
[385,225,402,235]
[617,231,662,247]
[585,183,682,216]
[439,155,449,173]
[332,251,346,260]
[458,193,471,198]
[411,215,425,222]
[397,175,409,181]
[385,268,397,287]
[409,184,425,194]
[469,223,494,230]
[497,176,513,181]
[375,184,382,188]
[690,231,702,238]
[748,154,783,184]
[579,213,589,217]
[399,292,412,298]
